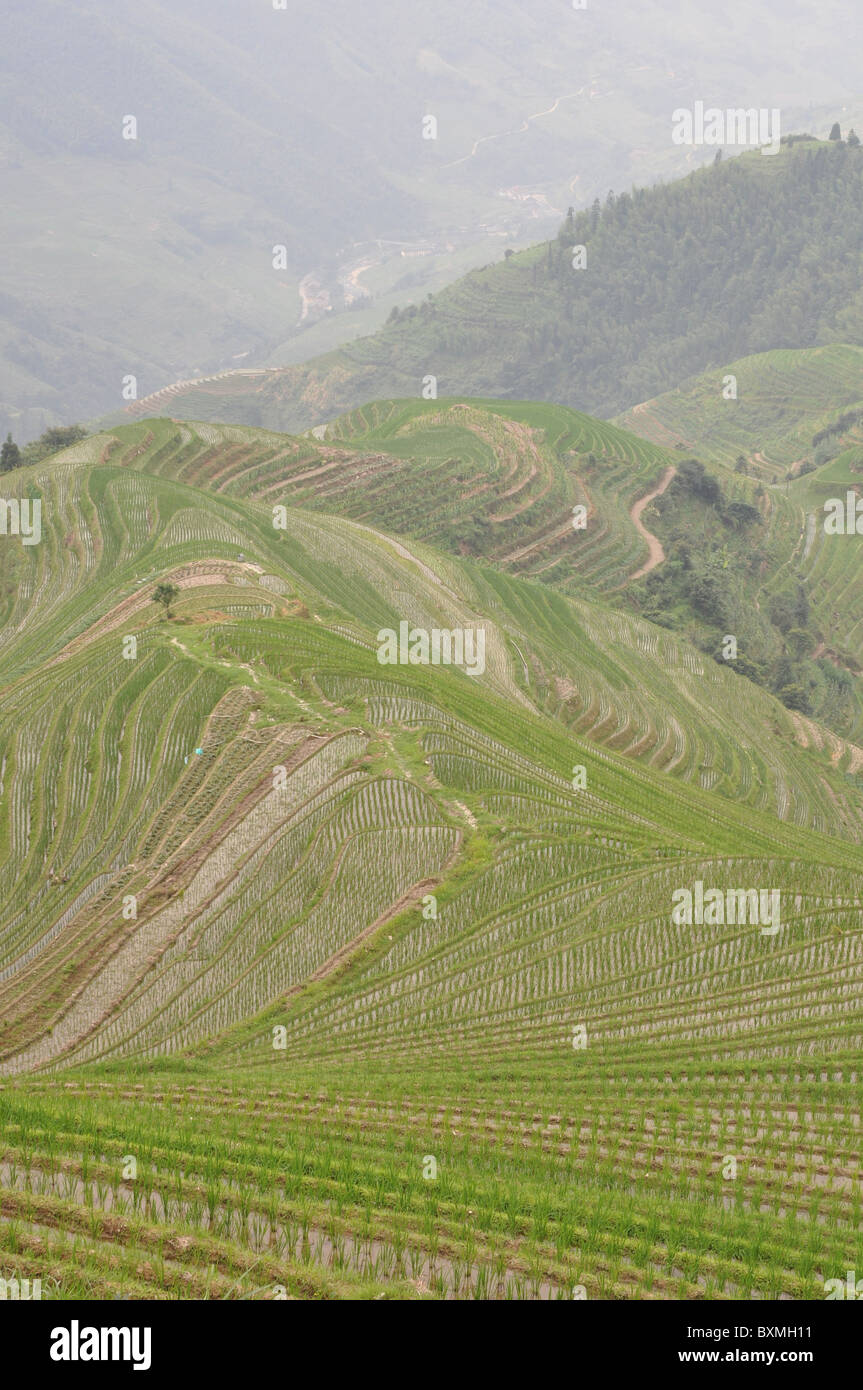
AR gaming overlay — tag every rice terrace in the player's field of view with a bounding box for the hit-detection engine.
[1,0,862,1341]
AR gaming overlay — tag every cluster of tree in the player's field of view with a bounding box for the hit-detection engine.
[829,123,861,145]
[153,583,180,619]
[536,141,863,416]
[717,638,854,721]
[387,296,436,326]
[643,463,765,627]
[0,424,88,473]
[641,541,849,721]
[667,458,761,530]
[0,434,20,473]
[812,408,863,449]
[769,583,811,637]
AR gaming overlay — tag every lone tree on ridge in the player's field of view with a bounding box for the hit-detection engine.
[153,581,180,620]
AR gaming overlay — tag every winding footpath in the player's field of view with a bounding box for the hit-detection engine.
[627,465,677,582]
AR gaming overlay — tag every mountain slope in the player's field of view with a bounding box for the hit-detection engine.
[2,422,863,1075]
[105,402,674,595]
[1,428,863,1300]
[93,405,863,749]
[79,407,863,746]
[616,344,863,475]
[111,141,863,436]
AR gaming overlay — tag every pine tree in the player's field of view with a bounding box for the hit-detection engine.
[0,433,21,473]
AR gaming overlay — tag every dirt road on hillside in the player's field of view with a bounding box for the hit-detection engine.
[628,465,676,581]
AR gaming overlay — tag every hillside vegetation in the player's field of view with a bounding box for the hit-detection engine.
[616,344,863,477]
[609,347,863,740]
[111,401,673,596]
[114,142,863,436]
[1,425,863,1298]
[93,404,863,747]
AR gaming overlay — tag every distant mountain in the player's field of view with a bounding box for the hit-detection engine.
[2,0,861,441]
[112,141,863,435]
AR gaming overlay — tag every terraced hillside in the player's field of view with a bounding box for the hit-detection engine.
[105,404,676,597]
[102,408,863,751]
[616,345,863,478]
[778,446,863,667]
[622,359,863,676]
[49,412,863,766]
[15,415,863,825]
[1,428,863,1300]
[610,348,863,744]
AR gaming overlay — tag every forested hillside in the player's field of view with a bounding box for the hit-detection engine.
[119,140,863,434]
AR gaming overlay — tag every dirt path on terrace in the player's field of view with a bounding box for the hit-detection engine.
[627,466,676,582]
